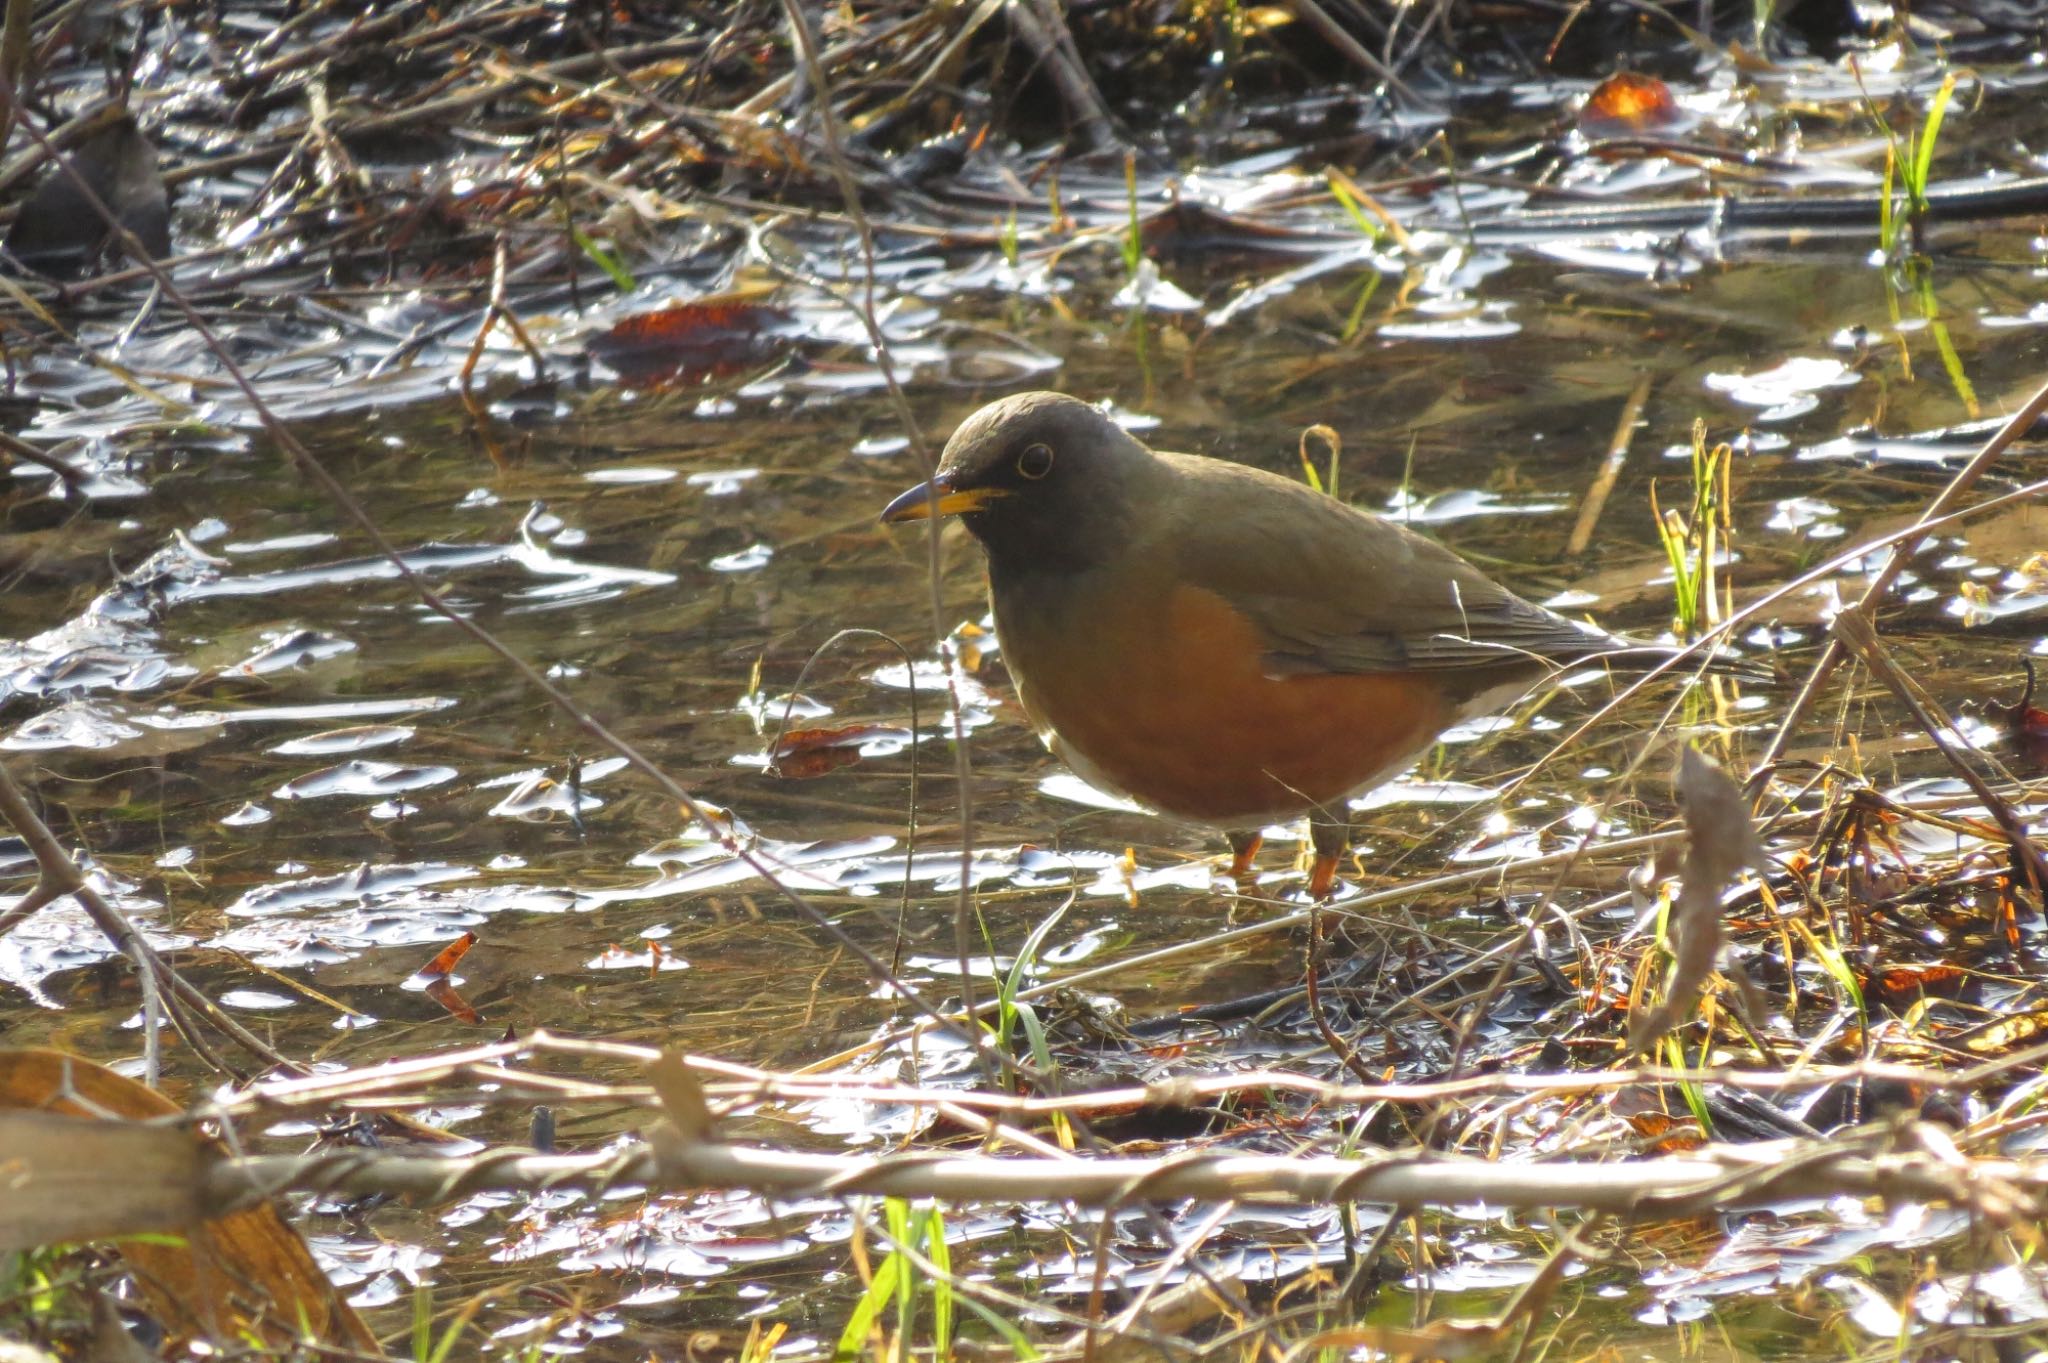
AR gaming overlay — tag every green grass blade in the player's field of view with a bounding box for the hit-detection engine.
[1910,73,1958,204]
[411,1283,433,1363]
[1121,151,1142,280]
[570,226,636,293]
[1339,269,1382,342]
[886,1198,914,1336]
[1013,1000,1057,1078]
[1006,895,1074,1005]
[925,1204,953,1362]
[836,1253,901,1363]
[1662,1033,1715,1138]
[1326,172,1382,242]
[958,1296,1041,1360]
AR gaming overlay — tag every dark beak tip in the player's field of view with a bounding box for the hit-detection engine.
[879,482,935,525]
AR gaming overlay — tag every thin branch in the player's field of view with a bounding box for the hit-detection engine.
[1751,376,2048,786]
[0,760,293,1075]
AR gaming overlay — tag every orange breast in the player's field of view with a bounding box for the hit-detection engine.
[1000,581,1452,827]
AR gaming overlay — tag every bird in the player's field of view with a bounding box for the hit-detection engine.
[881,392,1730,900]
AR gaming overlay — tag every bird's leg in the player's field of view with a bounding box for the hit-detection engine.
[1306,815,1349,901]
[1225,829,1263,885]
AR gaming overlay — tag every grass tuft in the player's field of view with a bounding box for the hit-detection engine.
[1649,420,1733,641]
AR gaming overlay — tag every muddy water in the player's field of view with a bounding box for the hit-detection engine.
[6,55,2048,1360]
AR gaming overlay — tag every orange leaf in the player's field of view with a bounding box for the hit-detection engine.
[417,931,477,978]
[424,976,482,1025]
[1865,963,1967,1010]
[1579,73,1682,136]
[1622,1109,1705,1152]
[588,297,788,384]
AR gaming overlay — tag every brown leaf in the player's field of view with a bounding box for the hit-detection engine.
[0,1049,378,1353]
[1957,1009,2048,1056]
[1864,963,1968,1011]
[768,723,908,779]
[649,1048,717,1144]
[1620,1109,1707,1154]
[1629,748,1769,1052]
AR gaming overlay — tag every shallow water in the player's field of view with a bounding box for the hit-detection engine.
[6,29,2048,1359]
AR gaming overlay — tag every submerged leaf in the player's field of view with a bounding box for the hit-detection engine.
[5,114,170,276]
[587,296,789,383]
[768,723,910,779]
[1579,73,1682,136]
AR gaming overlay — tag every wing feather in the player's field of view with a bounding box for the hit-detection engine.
[1154,453,1631,681]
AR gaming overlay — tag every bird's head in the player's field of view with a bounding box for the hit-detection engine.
[880,392,1157,574]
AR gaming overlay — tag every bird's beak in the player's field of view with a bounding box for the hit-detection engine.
[879,476,1007,524]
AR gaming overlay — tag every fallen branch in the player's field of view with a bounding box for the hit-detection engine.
[212,1029,2048,1129]
[201,1123,2042,1222]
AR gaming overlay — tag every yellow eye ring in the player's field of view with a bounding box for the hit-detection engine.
[1016,443,1055,479]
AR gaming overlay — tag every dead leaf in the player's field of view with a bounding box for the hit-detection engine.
[767,723,909,779]
[1619,1108,1707,1153]
[1864,963,1969,1011]
[0,1049,378,1354]
[649,1048,716,1143]
[423,975,482,1024]
[1579,73,1682,136]
[587,296,789,384]
[1629,748,1769,1052]
[1957,1009,2048,1056]
[416,931,477,978]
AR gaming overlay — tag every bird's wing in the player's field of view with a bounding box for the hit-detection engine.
[1158,454,1629,680]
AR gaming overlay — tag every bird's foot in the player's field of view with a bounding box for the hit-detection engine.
[1224,830,1264,889]
[1306,816,1350,902]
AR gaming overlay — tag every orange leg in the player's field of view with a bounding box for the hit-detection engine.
[1226,829,1263,884]
[1306,816,1349,901]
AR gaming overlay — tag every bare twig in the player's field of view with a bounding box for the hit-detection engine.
[0,760,295,1077]
[1278,0,1433,108]
[216,1029,2048,1128]
[1752,377,2048,788]
[0,431,85,491]
[1563,370,1653,559]
[1829,606,2048,903]
[1003,0,1120,150]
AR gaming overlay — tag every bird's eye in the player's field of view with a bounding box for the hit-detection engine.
[1016,443,1055,480]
